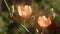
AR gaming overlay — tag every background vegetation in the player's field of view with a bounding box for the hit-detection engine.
[0,0,60,34]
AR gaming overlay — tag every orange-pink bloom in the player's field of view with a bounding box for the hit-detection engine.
[37,15,51,28]
[17,5,32,18]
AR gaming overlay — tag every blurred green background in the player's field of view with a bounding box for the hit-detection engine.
[0,0,60,34]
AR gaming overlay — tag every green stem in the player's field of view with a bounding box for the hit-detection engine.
[23,19,26,26]
[12,15,32,34]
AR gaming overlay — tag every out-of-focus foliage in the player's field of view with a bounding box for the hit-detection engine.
[0,0,60,34]
[52,0,60,27]
[52,0,60,14]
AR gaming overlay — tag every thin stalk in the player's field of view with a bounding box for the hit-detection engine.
[4,0,10,11]
[12,15,32,34]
